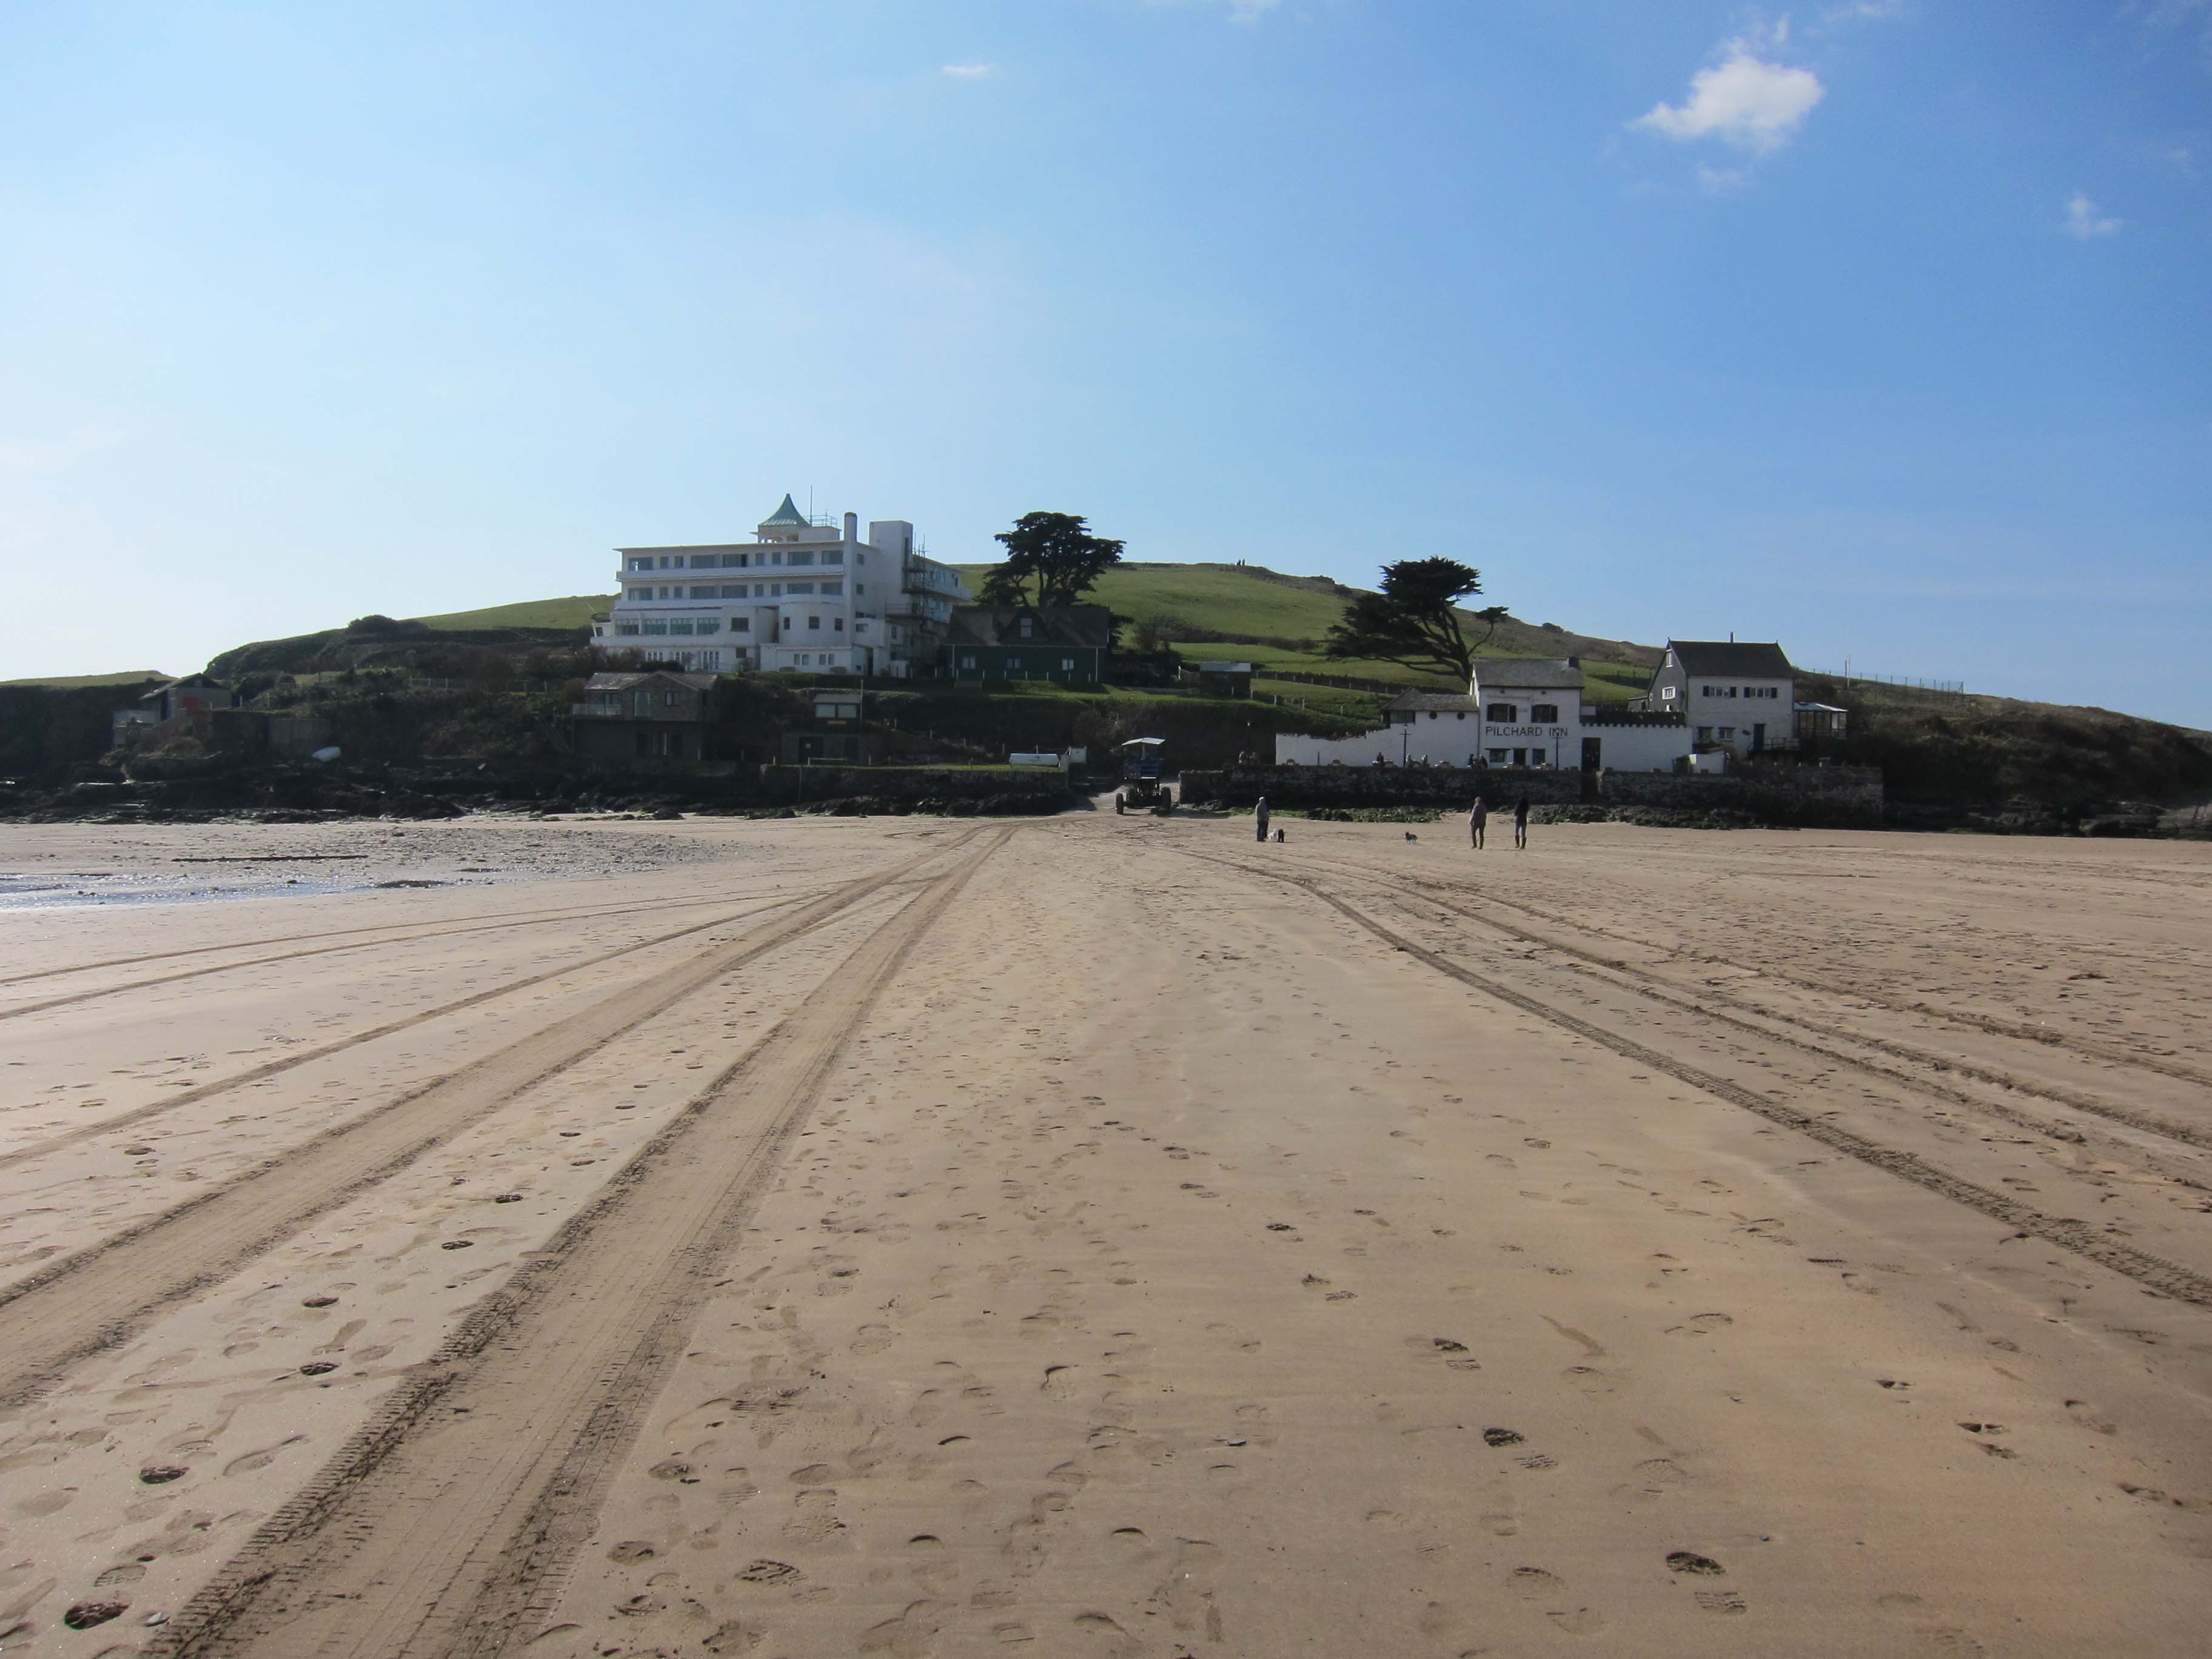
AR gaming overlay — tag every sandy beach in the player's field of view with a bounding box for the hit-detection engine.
[3,811,2210,1658]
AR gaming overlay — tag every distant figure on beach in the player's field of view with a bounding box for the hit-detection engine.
[1255,795,1271,843]
[1272,826,1286,843]
[1513,794,1530,850]
[1469,798,1487,850]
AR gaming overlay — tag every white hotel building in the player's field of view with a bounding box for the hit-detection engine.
[591,495,968,677]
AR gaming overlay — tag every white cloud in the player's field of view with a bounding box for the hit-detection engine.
[940,62,993,79]
[1634,37,1826,152]
[2063,191,2123,238]
[1820,0,1903,21]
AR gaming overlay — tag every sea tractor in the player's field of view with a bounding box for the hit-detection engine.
[1114,737,1175,816]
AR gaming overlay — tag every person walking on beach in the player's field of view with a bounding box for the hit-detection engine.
[1469,797,1487,850]
[1255,794,1271,843]
[1513,794,1530,850]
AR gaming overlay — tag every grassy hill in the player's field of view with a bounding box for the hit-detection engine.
[951,561,1662,703]
[1,669,170,689]
[412,595,612,631]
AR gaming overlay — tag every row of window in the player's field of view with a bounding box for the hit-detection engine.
[625,580,855,601]
[612,613,851,638]
[956,654,1081,672]
[624,549,860,572]
[1486,703,1561,723]
[1697,684,1782,699]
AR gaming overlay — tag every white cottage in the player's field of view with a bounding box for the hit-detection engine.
[1470,659,1585,769]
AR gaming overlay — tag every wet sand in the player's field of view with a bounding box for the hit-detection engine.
[2,813,2209,1657]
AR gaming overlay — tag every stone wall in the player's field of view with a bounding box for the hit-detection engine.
[1182,766,1588,811]
[1182,762,1883,826]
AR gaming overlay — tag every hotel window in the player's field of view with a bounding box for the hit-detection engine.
[1696,726,1712,742]
[731,616,749,632]
[722,552,748,568]
[690,585,718,598]
[669,620,694,634]
[822,549,843,565]
[1487,703,1517,722]
[1717,727,1735,740]
[819,580,843,595]
[768,583,782,597]
[1532,703,1559,723]
[1488,748,1510,763]
[614,622,640,636]
[833,617,844,631]
[785,581,814,595]
[695,618,720,635]
[720,584,747,598]
[854,583,865,596]
[643,620,669,635]
[808,615,822,630]
[787,550,815,567]
[659,557,672,568]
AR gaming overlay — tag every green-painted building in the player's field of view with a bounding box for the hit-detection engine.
[945,605,1112,686]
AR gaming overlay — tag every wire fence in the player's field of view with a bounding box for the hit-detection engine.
[1805,669,1966,696]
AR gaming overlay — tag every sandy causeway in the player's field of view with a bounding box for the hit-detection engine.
[1,811,2209,1658]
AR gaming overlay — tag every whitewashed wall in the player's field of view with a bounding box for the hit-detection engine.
[1582,723,1693,773]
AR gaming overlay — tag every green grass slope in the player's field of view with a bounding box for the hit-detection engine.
[952,561,1661,698]
[411,595,612,631]
[0,669,170,689]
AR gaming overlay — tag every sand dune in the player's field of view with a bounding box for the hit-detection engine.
[2,814,2207,1656]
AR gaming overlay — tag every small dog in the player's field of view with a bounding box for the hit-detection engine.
[1404,831,1418,842]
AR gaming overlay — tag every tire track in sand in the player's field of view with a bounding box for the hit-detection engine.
[1315,853,2212,1094]
[0,886,858,1171]
[150,826,1011,1659]
[1186,851,2212,1312]
[0,834,976,1411]
[0,880,835,1006]
[1287,853,2212,1161]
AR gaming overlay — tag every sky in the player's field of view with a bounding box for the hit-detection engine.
[2,2,2207,723]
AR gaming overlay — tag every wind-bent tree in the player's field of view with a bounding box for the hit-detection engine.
[978,512,1126,608]
[1323,557,1506,682]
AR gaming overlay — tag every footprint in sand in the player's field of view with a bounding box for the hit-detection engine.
[1071,1611,1141,1658]
[1508,1566,1607,1634]
[222,1435,307,1478]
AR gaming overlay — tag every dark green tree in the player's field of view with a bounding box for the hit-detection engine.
[1323,558,1506,682]
[978,512,1126,608]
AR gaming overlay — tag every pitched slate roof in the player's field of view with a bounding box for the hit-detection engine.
[1386,690,1481,713]
[1470,657,1585,691]
[759,493,809,526]
[1668,640,1795,677]
[947,605,1114,650]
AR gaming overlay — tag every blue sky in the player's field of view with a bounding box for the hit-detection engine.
[3,2,2207,722]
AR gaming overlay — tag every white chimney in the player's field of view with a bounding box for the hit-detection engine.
[843,511,857,542]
